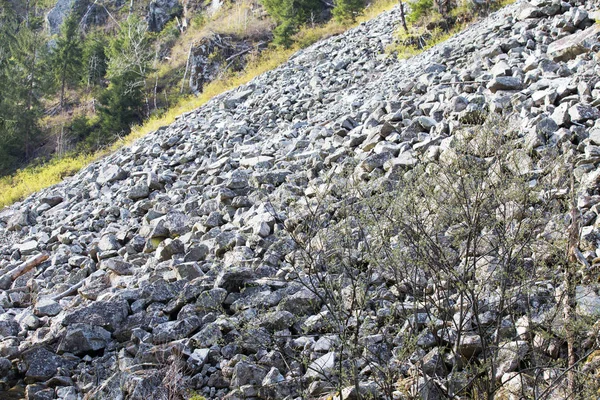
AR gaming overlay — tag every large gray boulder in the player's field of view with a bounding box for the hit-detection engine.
[57,323,112,355]
[62,299,129,332]
[547,24,600,61]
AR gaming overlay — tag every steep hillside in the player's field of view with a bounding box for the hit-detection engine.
[1,0,600,399]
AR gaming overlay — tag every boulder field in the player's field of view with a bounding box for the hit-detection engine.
[2,0,600,399]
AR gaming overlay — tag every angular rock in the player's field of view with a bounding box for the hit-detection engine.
[97,165,128,185]
[487,76,523,93]
[57,323,112,355]
[547,25,600,62]
[34,298,62,317]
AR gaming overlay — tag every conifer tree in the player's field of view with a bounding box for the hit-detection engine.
[260,0,322,47]
[98,15,151,142]
[332,0,366,22]
[51,12,83,109]
[7,10,49,162]
[82,32,108,90]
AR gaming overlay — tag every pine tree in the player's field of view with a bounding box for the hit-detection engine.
[0,14,20,173]
[98,15,151,142]
[82,32,108,90]
[51,12,83,109]
[260,0,322,47]
[97,71,145,145]
[7,14,49,162]
[332,0,366,22]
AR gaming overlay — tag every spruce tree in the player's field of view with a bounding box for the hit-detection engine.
[82,32,108,90]
[260,0,322,47]
[51,11,83,109]
[332,0,366,22]
[7,15,48,162]
[98,15,151,142]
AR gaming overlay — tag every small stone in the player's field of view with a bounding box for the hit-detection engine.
[128,183,150,200]
[262,367,284,386]
[155,238,185,261]
[57,323,111,355]
[102,258,134,275]
[34,298,62,317]
[487,76,523,93]
[547,25,600,62]
[569,104,600,123]
[305,352,335,379]
[97,165,128,185]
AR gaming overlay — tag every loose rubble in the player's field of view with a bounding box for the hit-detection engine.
[2,0,600,399]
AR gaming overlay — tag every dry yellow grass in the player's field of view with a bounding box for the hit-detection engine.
[0,0,399,209]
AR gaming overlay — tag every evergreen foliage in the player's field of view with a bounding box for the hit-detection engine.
[0,1,50,173]
[97,71,145,144]
[97,15,151,143]
[51,11,83,108]
[82,33,108,89]
[260,0,322,47]
[332,0,366,22]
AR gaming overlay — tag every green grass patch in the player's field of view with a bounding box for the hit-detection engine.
[0,153,99,208]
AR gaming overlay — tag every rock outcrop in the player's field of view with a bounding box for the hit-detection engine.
[3,0,600,399]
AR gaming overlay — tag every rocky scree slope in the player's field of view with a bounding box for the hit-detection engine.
[1,0,600,399]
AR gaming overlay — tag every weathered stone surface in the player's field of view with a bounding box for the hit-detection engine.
[231,361,268,387]
[57,323,112,355]
[547,24,600,61]
[33,298,62,317]
[23,347,73,381]
[2,1,600,397]
[487,76,523,92]
[62,299,129,332]
[97,165,128,185]
[305,352,335,380]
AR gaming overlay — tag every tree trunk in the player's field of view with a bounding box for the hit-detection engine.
[60,69,67,110]
[399,1,409,33]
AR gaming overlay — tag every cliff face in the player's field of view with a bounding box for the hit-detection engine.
[2,1,600,399]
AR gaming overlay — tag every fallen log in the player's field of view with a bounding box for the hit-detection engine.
[3,253,49,282]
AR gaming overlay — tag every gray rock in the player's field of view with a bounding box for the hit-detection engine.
[487,76,523,93]
[7,210,32,231]
[305,352,335,379]
[231,361,268,387]
[215,266,255,293]
[0,357,12,378]
[278,289,321,315]
[128,183,150,200]
[360,152,393,172]
[547,24,600,62]
[190,323,222,348]
[98,234,120,252]
[155,238,185,261]
[102,258,134,275]
[495,341,529,380]
[62,299,129,332]
[57,323,111,355]
[34,298,62,317]
[97,165,128,185]
[23,347,73,381]
[569,104,600,122]
[259,310,295,331]
[576,285,600,317]
[152,317,201,343]
[187,348,209,373]
[147,0,180,32]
